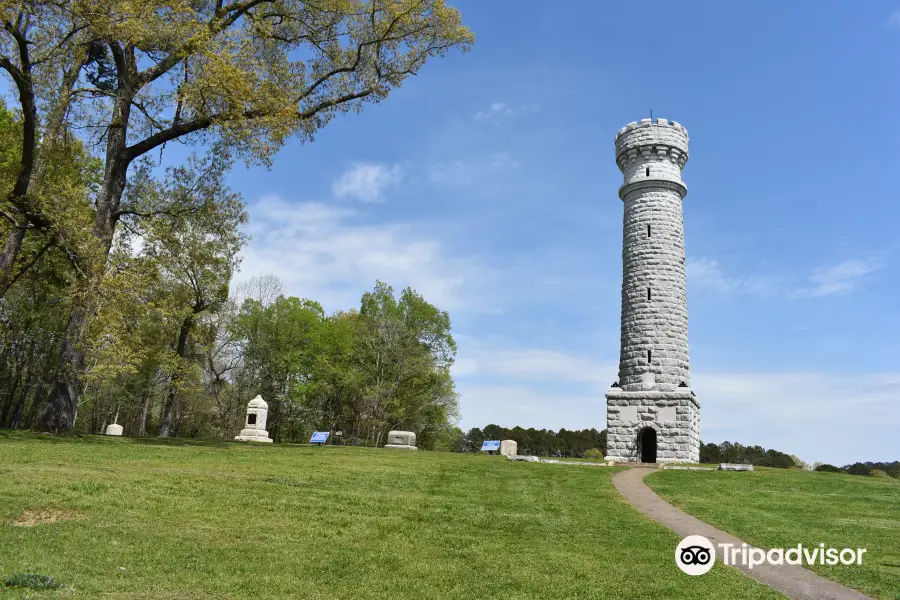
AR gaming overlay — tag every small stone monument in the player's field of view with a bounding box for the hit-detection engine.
[105,411,123,436]
[234,395,272,443]
[384,430,417,450]
[719,463,754,471]
[499,439,517,457]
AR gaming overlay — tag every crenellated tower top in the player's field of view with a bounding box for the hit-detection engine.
[615,118,689,174]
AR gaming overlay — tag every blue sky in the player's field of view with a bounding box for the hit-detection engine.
[228,1,900,466]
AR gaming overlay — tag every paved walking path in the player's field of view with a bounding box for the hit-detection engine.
[612,467,873,600]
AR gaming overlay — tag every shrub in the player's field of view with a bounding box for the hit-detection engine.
[844,463,874,476]
[814,464,842,473]
[583,448,604,460]
[870,469,889,478]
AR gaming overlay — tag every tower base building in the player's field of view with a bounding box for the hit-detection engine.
[604,118,701,464]
[605,389,700,463]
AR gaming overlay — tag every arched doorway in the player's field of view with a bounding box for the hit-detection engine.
[639,427,657,463]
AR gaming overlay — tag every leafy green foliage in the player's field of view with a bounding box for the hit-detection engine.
[842,462,900,478]
[227,279,459,448]
[814,463,842,473]
[584,448,604,460]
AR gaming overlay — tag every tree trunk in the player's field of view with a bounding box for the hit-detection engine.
[0,45,84,298]
[1,384,17,427]
[158,313,194,437]
[20,382,44,429]
[138,391,151,437]
[2,367,21,428]
[0,32,38,294]
[35,52,136,432]
[0,226,26,296]
[35,304,88,431]
[172,402,182,438]
[10,386,28,429]
[0,358,15,427]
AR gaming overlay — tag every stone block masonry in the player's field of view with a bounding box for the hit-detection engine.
[605,118,701,464]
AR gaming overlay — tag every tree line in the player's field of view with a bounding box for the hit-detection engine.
[450,426,607,457]
[0,0,472,433]
[814,461,900,479]
[450,432,876,472]
[698,440,800,468]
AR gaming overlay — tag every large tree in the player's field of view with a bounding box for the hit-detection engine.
[0,0,472,430]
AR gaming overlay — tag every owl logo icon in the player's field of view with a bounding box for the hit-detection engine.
[676,535,716,575]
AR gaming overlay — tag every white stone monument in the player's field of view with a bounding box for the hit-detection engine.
[234,395,272,443]
[499,439,517,457]
[384,430,417,450]
[604,118,701,464]
[719,463,754,472]
[105,411,123,436]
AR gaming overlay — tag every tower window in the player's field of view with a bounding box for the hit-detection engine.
[645,167,650,176]
[647,350,652,363]
[647,224,651,238]
[647,288,651,300]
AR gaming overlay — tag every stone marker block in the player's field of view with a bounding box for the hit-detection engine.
[234,395,273,443]
[507,455,540,462]
[718,463,754,471]
[105,423,123,436]
[499,439,517,457]
[384,430,417,450]
[662,465,714,471]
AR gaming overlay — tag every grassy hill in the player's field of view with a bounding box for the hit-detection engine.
[647,467,900,599]
[0,432,784,599]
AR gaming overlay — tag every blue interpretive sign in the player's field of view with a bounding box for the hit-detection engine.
[481,440,501,451]
[310,431,330,444]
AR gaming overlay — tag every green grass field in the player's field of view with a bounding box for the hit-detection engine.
[647,468,900,600]
[0,432,784,599]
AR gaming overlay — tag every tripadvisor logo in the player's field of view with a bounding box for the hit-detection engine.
[676,535,716,575]
[675,535,867,575]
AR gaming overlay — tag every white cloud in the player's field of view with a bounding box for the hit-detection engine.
[453,340,617,431]
[234,195,492,313]
[471,102,536,122]
[688,256,882,299]
[687,258,776,296]
[331,162,403,202]
[456,383,604,431]
[453,342,900,465]
[695,370,900,464]
[453,344,612,386]
[888,10,900,29]
[472,102,515,121]
[426,153,519,185]
[795,259,880,298]
[687,258,734,292]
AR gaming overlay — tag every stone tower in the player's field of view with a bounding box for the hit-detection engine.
[604,118,700,463]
